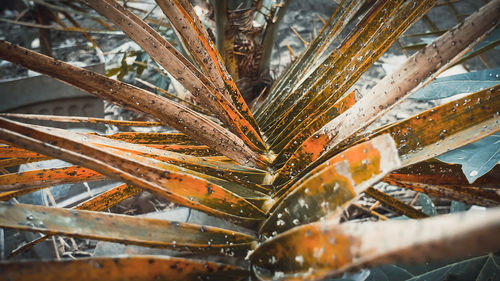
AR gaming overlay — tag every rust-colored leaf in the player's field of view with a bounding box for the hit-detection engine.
[82,131,269,191]
[8,183,142,258]
[0,118,266,221]
[97,132,198,145]
[144,144,219,157]
[384,177,500,207]
[0,202,256,256]
[250,207,500,280]
[155,0,262,136]
[134,77,215,117]
[0,156,52,168]
[327,85,500,170]
[75,183,142,211]
[92,143,270,196]
[0,113,164,127]
[378,86,499,167]
[0,187,46,202]
[0,143,45,158]
[0,166,106,192]
[363,187,428,219]
[271,89,358,165]
[0,256,248,281]
[0,41,267,168]
[388,160,500,189]
[86,133,271,197]
[93,132,219,156]
[264,0,408,136]
[266,0,435,144]
[87,0,266,153]
[256,0,365,125]
[259,134,400,237]
[285,85,500,189]
[274,2,500,184]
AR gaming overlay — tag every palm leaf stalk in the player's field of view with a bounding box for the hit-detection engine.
[0,0,499,280]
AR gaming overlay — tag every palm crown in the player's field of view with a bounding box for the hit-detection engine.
[0,0,499,280]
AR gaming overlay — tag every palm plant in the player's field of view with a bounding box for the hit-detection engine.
[0,0,499,280]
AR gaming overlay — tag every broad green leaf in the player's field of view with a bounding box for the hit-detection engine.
[470,28,500,53]
[437,134,500,183]
[0,256,248,281]
[453,27,500,66]
[406,253,500,281]
[352,254,500,281]
[411,68,500,100]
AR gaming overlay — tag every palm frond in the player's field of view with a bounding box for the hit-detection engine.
[0,0,498,279]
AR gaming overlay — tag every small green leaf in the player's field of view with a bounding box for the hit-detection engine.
[437,134,500,183]
[118,52,129,80]
[419,193,436,216]
[450,201,467,213]
[411,68,500,100]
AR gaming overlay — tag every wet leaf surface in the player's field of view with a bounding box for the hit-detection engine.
[0,255,248,281]
[411,68,500,100]
[0,166,106,192]
[274,4,500,184]
[0,202,256,256]
[437,134,500,183]
[0,0,499,279]
[260,134,400,237]
[251,208,500,280]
